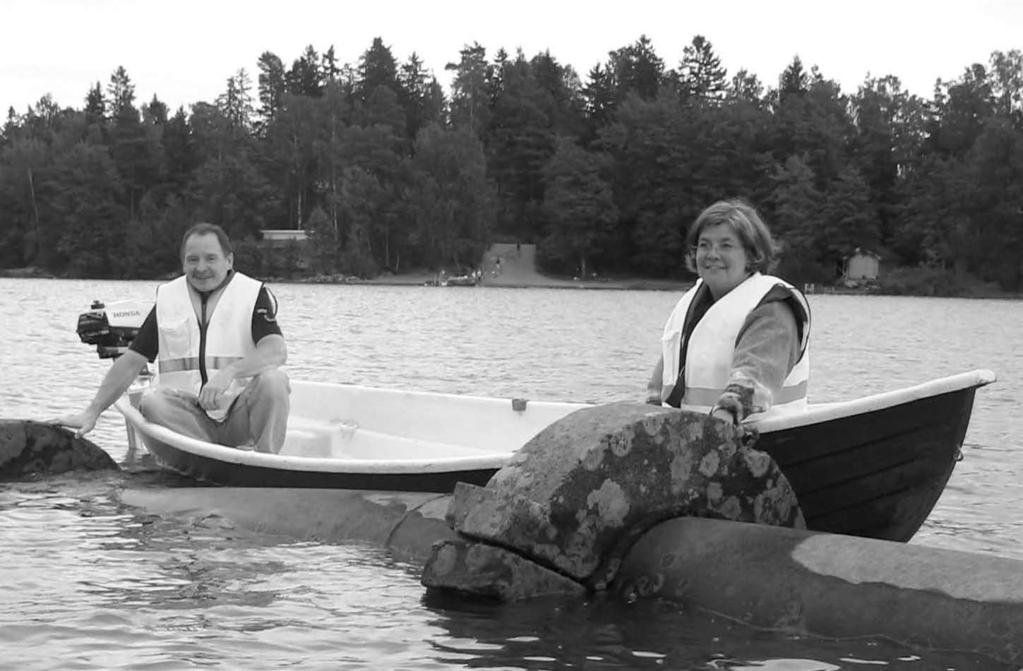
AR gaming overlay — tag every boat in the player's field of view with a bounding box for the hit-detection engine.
[76,300,996,543]
[111,369,994,542]
[115,384,582,493]
[440,274,477,287]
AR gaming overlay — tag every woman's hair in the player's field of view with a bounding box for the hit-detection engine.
[180,222,233,259]
[684,198,777,273]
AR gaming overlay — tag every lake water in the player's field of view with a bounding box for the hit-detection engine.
[1,278,1021,670]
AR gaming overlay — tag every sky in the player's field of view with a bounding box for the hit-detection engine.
[2,0,1022,116]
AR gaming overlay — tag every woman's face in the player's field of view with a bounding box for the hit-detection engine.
[694,223,751,299]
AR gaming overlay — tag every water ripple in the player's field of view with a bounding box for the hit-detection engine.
[1,279,1019,669]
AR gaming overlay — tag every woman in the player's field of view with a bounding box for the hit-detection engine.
[646,199,810,424]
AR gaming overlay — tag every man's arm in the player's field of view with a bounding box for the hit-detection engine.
[222,334,287,378]
[55,349,150,437]
[197,334,287,411]
[197,286,286,411]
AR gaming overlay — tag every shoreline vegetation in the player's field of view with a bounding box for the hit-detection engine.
[3,39,1023,299]
[3,240,1018,299]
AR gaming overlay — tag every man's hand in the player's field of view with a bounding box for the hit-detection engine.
[52,411,100,438]
[198,370,233,411]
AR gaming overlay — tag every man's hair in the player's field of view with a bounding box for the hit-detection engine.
[684,198,777,273]
[180,222,233,259]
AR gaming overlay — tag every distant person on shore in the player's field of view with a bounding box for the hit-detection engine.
[57,223,290,453]
[646,199,810,424]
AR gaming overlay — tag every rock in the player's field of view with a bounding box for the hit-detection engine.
[423,403,803,598]
[421,538,588,600]
[0,420,118,479]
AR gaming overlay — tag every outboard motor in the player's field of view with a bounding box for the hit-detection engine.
[76,299,152,359]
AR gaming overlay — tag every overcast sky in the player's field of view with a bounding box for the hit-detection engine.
[3,0,1021,115]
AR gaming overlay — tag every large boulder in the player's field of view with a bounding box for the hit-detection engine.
[0,420,118,479]
[422,403,803,599]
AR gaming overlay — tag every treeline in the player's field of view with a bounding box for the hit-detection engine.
[2,37,1023,290]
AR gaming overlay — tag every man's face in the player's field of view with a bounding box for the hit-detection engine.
[182,233,233,292]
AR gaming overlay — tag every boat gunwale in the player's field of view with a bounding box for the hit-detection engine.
[114,368,996,476]
[751,368,995,433]
[115,399,516,474]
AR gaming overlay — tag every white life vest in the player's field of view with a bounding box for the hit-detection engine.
[659,273,810,418]
[155,272,262,421]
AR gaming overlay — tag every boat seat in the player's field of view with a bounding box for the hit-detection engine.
[278,420,504,461]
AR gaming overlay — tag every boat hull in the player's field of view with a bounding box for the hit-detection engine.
[139,435,498,491]
[758,385,979,542]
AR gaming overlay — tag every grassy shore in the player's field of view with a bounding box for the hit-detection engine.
[359,242,690,291]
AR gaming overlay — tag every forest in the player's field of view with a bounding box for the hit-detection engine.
[1,36,1022,294]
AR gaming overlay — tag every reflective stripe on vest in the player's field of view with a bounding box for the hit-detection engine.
[158,355,246,374]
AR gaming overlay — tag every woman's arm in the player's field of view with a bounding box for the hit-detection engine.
[646,355,665,405]
[713,301,801,422]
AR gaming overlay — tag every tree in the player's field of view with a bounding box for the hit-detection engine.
[357,37,400,101]
[531,50,586,137]
[769,63,854,189]
[597,92,695,275]
[582,63,618,140]
[447,43,493,135]
[539,137,617,278]
[217,69,255,131]
[962,118,1023,289]
[262,93,322,228]
[84,82,106,127]
[105,66,162,219]
[407,124,494,268]
[727,69,765,107]
[188,102,279,239]
[0,136,48,266]
[926,63,994,156]
[609,35,665,101]
[287,45,324,97]
[398,53,445,140]
[163,107,198,193]
[769,154,826,282]
[486,51,557,240]
[817,166,882,272]
[851,75,925,243]
[50,143,129,276]
[106,66,136,118]
[257,51,287,127]
[675,35,728,104]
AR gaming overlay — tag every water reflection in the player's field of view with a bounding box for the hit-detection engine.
[421,592,1005,669]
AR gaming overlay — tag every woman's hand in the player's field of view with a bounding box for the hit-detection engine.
[710,406,739,425]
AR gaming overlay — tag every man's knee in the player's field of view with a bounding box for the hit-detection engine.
[138,386,180,422]
[250,368,290,400]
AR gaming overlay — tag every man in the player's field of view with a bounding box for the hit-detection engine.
[59,223,290,453]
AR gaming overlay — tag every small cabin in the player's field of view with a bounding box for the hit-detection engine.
[260,229,310,272]
[844,248,881,281]
[261,229,308,243]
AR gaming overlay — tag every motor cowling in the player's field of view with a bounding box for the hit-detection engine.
[76,299,152,359]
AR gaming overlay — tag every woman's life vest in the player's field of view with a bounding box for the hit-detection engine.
[659,273,810,418]
[154,272,262,421]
